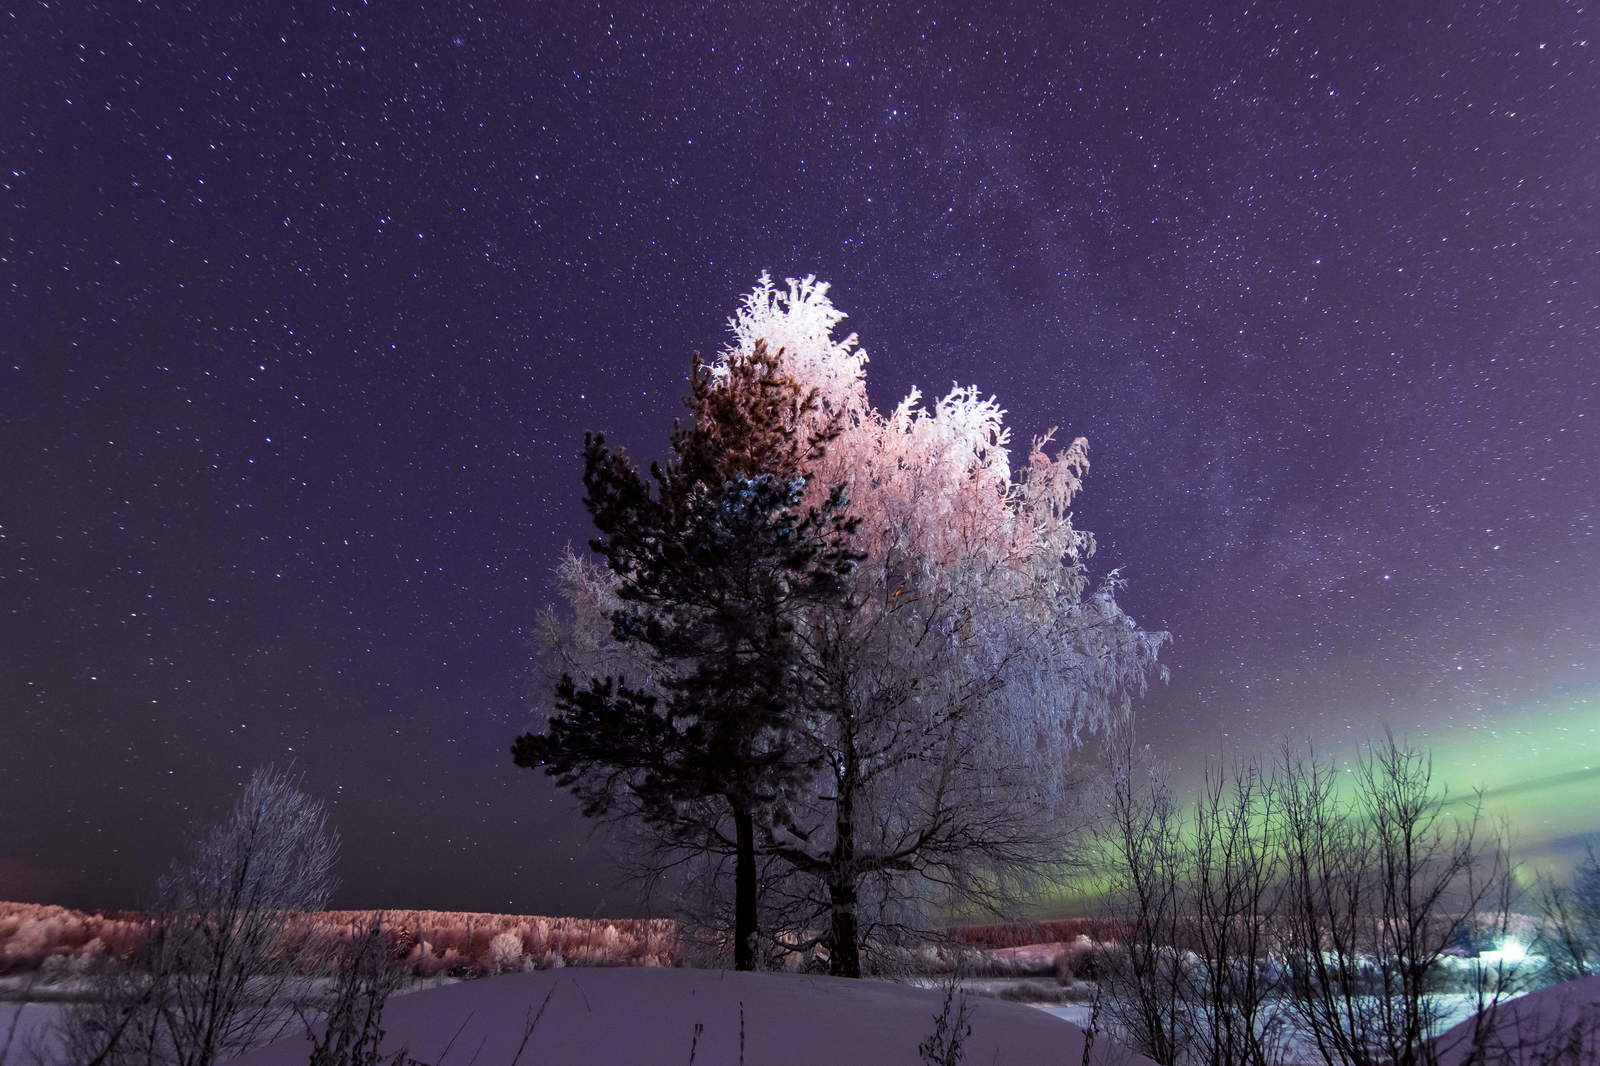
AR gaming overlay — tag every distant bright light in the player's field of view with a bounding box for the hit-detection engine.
[1477,937,1528,966]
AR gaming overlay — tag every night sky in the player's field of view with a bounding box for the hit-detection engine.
[4,1,1597,917]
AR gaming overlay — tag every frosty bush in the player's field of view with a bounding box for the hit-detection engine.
[0,917,52,973]
[0,903,156,974]
[486,931,524,974]
[525,917,551,955]
[1054,936,1101,982]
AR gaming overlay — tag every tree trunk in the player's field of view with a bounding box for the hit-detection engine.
[734,805,757,971]
[827,873,861,978]
[828,741,862,978]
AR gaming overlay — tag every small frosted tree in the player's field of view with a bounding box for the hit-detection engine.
[59,765,340,1066]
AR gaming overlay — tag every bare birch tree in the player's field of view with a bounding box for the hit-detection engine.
[59,765,339,1066]
[1277,735,1512,1066]
[1534,840,1600,982]
[1097,739,1187,1066]
[1183,756,1285,1066]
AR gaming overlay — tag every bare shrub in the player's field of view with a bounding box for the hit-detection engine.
[1181,757,1284,1066]
[1094,734,1511,1066]
[1534,840,1600,982]
[917,976,975,1066]
[304,913,401,1066]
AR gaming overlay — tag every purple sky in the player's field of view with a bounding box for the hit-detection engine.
[4,0,1596,915]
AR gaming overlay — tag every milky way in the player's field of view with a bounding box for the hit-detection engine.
[4,1,1596,914]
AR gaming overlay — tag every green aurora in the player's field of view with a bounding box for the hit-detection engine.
[1040,687,1598,916]
[1416,685,1600,874]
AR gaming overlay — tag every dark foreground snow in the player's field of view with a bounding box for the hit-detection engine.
[223,967,1148,1066]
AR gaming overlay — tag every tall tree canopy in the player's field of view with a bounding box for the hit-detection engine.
[526,275,1167,975]
[721,276,1168,974]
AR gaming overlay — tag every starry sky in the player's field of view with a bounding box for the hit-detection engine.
[4,0,1597,917]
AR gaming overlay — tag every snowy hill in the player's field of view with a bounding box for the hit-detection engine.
[1428,975,1600,1066]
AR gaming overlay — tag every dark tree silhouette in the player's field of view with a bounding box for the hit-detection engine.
[513,342,859,970]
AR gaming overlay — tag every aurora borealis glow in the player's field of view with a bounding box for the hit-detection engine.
[1415,688,1600,872]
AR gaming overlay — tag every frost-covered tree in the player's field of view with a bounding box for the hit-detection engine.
[720,276,1167,975]
[536,275,1167,976]
[512,342,860,971]
[58,765,340,1066]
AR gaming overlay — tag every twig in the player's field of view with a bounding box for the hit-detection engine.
[918,978,974,1066]
[435,1008,477,1064]
[567,975,593,1013]
[1080,978,1103,1066]
[508,987,555,1066]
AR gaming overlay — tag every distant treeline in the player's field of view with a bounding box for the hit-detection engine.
[945,917,1119,950]
[0,901,678,977]
[1,900,1105,979]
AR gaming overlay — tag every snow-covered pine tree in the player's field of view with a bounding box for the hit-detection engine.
[512,342,860,971]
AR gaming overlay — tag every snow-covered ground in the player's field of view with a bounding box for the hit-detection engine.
[8,971,1595,1065]
[1038,982,1600,1066]
[0,1000,310,1066]
[1035,1002,1096,1028]
[222,967,1146,1066]
[1,1000,60,1066]
[0,974,459,1066]
[1034,998,1494,1066]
